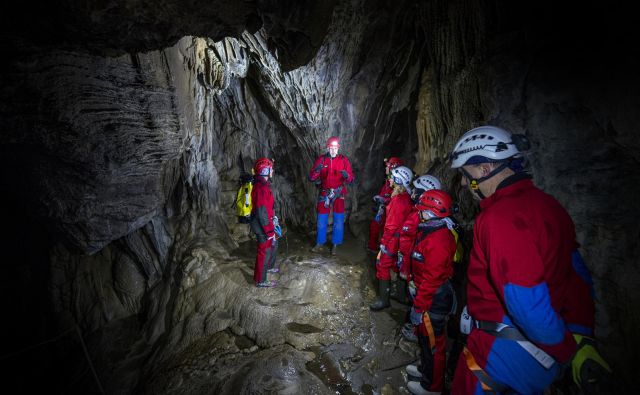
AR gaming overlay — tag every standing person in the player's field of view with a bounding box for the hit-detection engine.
[367,157,404,253]
[397,175,442,343]
[370,165,413,311]
[309,136,354,255]
[448,126,607,394]
[249,157,279,288]
[405,189,458,395]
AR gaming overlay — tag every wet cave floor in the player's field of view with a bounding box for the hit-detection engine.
[102,229,438,394]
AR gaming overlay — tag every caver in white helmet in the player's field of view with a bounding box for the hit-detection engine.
[390,166,413,189]
[413,175,441,191]
[449,125,530,168]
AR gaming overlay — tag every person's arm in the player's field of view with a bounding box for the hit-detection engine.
[309,156,324,182]
[340,156,354,184]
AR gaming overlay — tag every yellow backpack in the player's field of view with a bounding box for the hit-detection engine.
[235,174,254,223]
[450,227,464,263]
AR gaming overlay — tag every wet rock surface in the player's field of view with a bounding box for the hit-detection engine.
[138,232,419,394]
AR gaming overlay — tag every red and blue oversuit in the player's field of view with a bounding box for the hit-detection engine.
[410,224,457,392]
[308,153,354,246]
[368,179,394,251]
[376,191,412,280]
[249,177,277,284]
[452,175,585,394]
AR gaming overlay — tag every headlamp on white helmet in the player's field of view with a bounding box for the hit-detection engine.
[390,166,413,189]
[449,126,530,168]
[413,175,441,191]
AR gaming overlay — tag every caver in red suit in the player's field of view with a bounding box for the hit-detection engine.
[449,126,592,395]
[405,190,457,395]
[308,136,354,252]
[249,158,278,287]
[369,166,413,311]
[367,157,403,251]
[398,175,442,279]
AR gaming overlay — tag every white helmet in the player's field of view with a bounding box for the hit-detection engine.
[450,126,529,168]
[390,166,413,189]
[413,175,441,191]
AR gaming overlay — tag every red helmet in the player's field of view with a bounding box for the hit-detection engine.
[384,157,403,169]
[326,136,340,148]
[415,190,453,218]
[253,157,274,176]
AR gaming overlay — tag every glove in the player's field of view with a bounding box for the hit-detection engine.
[274,225,282,238]
[340,170,349,179]
[372,195,385,204]
[408,280,417,300]
[314,164,323,173]
[396,252,403,270]
[410,307,423,326]
[571,335,612,394]
[272,216,279,227]
[374,210,383,223]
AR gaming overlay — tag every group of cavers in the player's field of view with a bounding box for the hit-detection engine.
[237,127,612,395]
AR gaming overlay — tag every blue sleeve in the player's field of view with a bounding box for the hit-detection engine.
[503,282,566,345]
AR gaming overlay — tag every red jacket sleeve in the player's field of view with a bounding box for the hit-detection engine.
[309,156,324,182]
[380,194,411,254]
[399,211,419,277]
[342,156,354,184]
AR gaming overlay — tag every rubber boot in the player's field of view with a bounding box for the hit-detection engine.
[394,280,409,305]
[370,280,390,311]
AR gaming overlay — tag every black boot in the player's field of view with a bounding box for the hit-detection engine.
[394,280,409,305]
[370,280,391,311]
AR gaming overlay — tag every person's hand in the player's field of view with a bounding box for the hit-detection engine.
[373,195,385,204]
[314,164,323,173]
[410,307,423,326]
[396,253,403,270]
[408,280,417,299]
[340,170,348,179]
[571,335,612,394]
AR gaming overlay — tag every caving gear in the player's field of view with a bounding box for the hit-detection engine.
[407,380,440,395]
[253,157,274,176]
[256,280,277,288]
[390,279,408,304]
[416,190,452,218]
[413,175,441,191]
[406,364,423,379]
[409,217,457,394]
[235,173,254,223]
[451,175,585,395]
[250,175,277,285]
[376,190,412,281]
[326,136,340,148]
[571,334,612,394]
[402,323,418,343]
[309,151,353,247]
[450,126,530,199]
[449,125,530,168]
[390,166,413,189]
[368,180,394,250]
[384,156,404,169]
[369,279,391,311]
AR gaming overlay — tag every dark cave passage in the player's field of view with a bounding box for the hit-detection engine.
[1,1,639,394]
